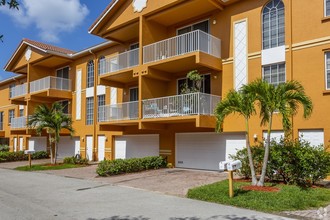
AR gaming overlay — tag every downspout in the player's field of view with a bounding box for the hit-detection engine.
[289,0,294,140]
[89,49,98,161]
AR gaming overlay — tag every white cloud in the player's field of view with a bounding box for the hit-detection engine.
[0,0,89,43]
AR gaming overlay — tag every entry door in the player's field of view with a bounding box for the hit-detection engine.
[19,137,23,151]
[98,136,106,161]
[13,137,17,152]
[86,136,93,161]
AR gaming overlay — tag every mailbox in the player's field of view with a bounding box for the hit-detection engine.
[219,161,230,171]
[227,160,242,171]
[24,150,35,155]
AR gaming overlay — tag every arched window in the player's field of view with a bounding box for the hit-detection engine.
[98,56,105,75]
[262,0,285,49]
[87,60,94,88]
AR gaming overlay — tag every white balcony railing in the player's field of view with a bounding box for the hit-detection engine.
[143,30,221,64]
[99,48,139,75]
[10,83,27,98]
[30,76,71,93]
[98,101,139,122]
[142,92,221,119]
[11,116,27,129]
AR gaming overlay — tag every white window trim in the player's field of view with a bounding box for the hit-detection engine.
[325,52,330,90]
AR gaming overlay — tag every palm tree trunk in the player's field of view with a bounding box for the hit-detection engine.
[245,118,257,186]
[54,141,58,165]
[49,134,54,164]
[257,114,273,186]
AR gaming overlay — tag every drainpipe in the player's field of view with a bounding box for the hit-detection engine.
[89,49,98,161]
[290,0,294,140]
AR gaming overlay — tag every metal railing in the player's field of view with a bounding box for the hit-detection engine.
[10,83,27,98]
[11,116,27,129]
[143,30,221,64]
[142,92,221,119]
[30,76,71,93]
[98,101,139,122]
[99,48,139,75]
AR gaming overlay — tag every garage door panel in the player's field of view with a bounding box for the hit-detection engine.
[29,137,47,152]
[176,133,246,171]
[57,137,79,159]
[115,135,159,159]
[298,130,324,147]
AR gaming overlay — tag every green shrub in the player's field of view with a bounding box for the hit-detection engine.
[0,151,48,163]
[96,156,167,176]
[63,156,89,165]
[0,145,9,152]
[232,139,330,187]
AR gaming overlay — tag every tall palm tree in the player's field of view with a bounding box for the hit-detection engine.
[242,79,313,186]
[215,90,258,185]
[28,103,74,164]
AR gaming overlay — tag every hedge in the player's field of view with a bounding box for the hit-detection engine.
[96,156,167,176]
[231,138,330,187]
[63,156,89,165]
[0,151,49,163]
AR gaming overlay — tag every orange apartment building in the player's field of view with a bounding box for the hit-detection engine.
[1,0,330,170]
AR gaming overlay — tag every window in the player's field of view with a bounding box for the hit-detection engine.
[8,109,15,124]
[19,109,24,117]
[177,20,209,35]
[98,56,105,75]
[58,100,69,114]
[263,63,286,86]
[177,74,211,94]
[97,95,106,122]
[9,84,14,98]
[262,0,285,49]
[326,52,330,90]
[56,67,69,79]
[87,60,94,88]
[0,112,3,130]
[86,97,94,125]
[326,0,330,17]
[129,88,138,101]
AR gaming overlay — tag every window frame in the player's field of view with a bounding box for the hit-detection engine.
[129,87,138,102]
[176,19,210,35]
[8,109,15,125]
[325,52,330,90]
[86,97,94,125]
[97,94,106,122]
[262,0,285,50]
[262,63,286,86]
[325,0,330,17]
[9,84,15,98]
[0,112,3,130]
[56,66,70,79]
[87,60,95,88]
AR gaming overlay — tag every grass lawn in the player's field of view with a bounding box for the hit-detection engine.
[15,163,86,171]
[187,180,330,212]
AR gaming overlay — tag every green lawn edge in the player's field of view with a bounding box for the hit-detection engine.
[187,180,330,212]
[15,163,85,171]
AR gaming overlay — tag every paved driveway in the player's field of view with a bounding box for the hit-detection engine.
[0,168,292,220]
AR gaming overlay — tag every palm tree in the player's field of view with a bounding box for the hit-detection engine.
[242,79,313,186]
[28,103,74,164]
[215,90,258,185]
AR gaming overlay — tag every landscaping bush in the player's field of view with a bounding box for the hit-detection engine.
[96,156,167,176]
[0,151,48,163]
[0,145,9,152]
[232,139,330,187]
[63,156,89,165]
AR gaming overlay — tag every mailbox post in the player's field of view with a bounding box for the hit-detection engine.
[219,160,242,198]
[24,150,35,168]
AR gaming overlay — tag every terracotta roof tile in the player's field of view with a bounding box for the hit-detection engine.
[23,38,75,55]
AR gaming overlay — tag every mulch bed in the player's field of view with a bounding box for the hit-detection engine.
[241,185,281,192]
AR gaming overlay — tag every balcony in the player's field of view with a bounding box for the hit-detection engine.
[99,49,139,87]
[29,76,72,101]
[11,116,27,129]
[143,30,222,72]
[10,83,27,99]
[142,92,220,119]
[98,101,139,123]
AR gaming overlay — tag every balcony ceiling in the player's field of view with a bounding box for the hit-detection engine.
[102,21,139,43]
[33,56,72,68]
[146,0,225,27]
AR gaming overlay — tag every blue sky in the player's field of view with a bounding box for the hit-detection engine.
[0,0,111,80]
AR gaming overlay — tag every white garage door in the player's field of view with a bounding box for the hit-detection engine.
[115,135,159,159]
[57,136,80,159]
[176,133,246,170]
[298,129,324,147]
[28,137,47,152]
[263,131,284,143]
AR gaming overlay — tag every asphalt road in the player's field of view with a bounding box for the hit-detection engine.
[0,168,293,220]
